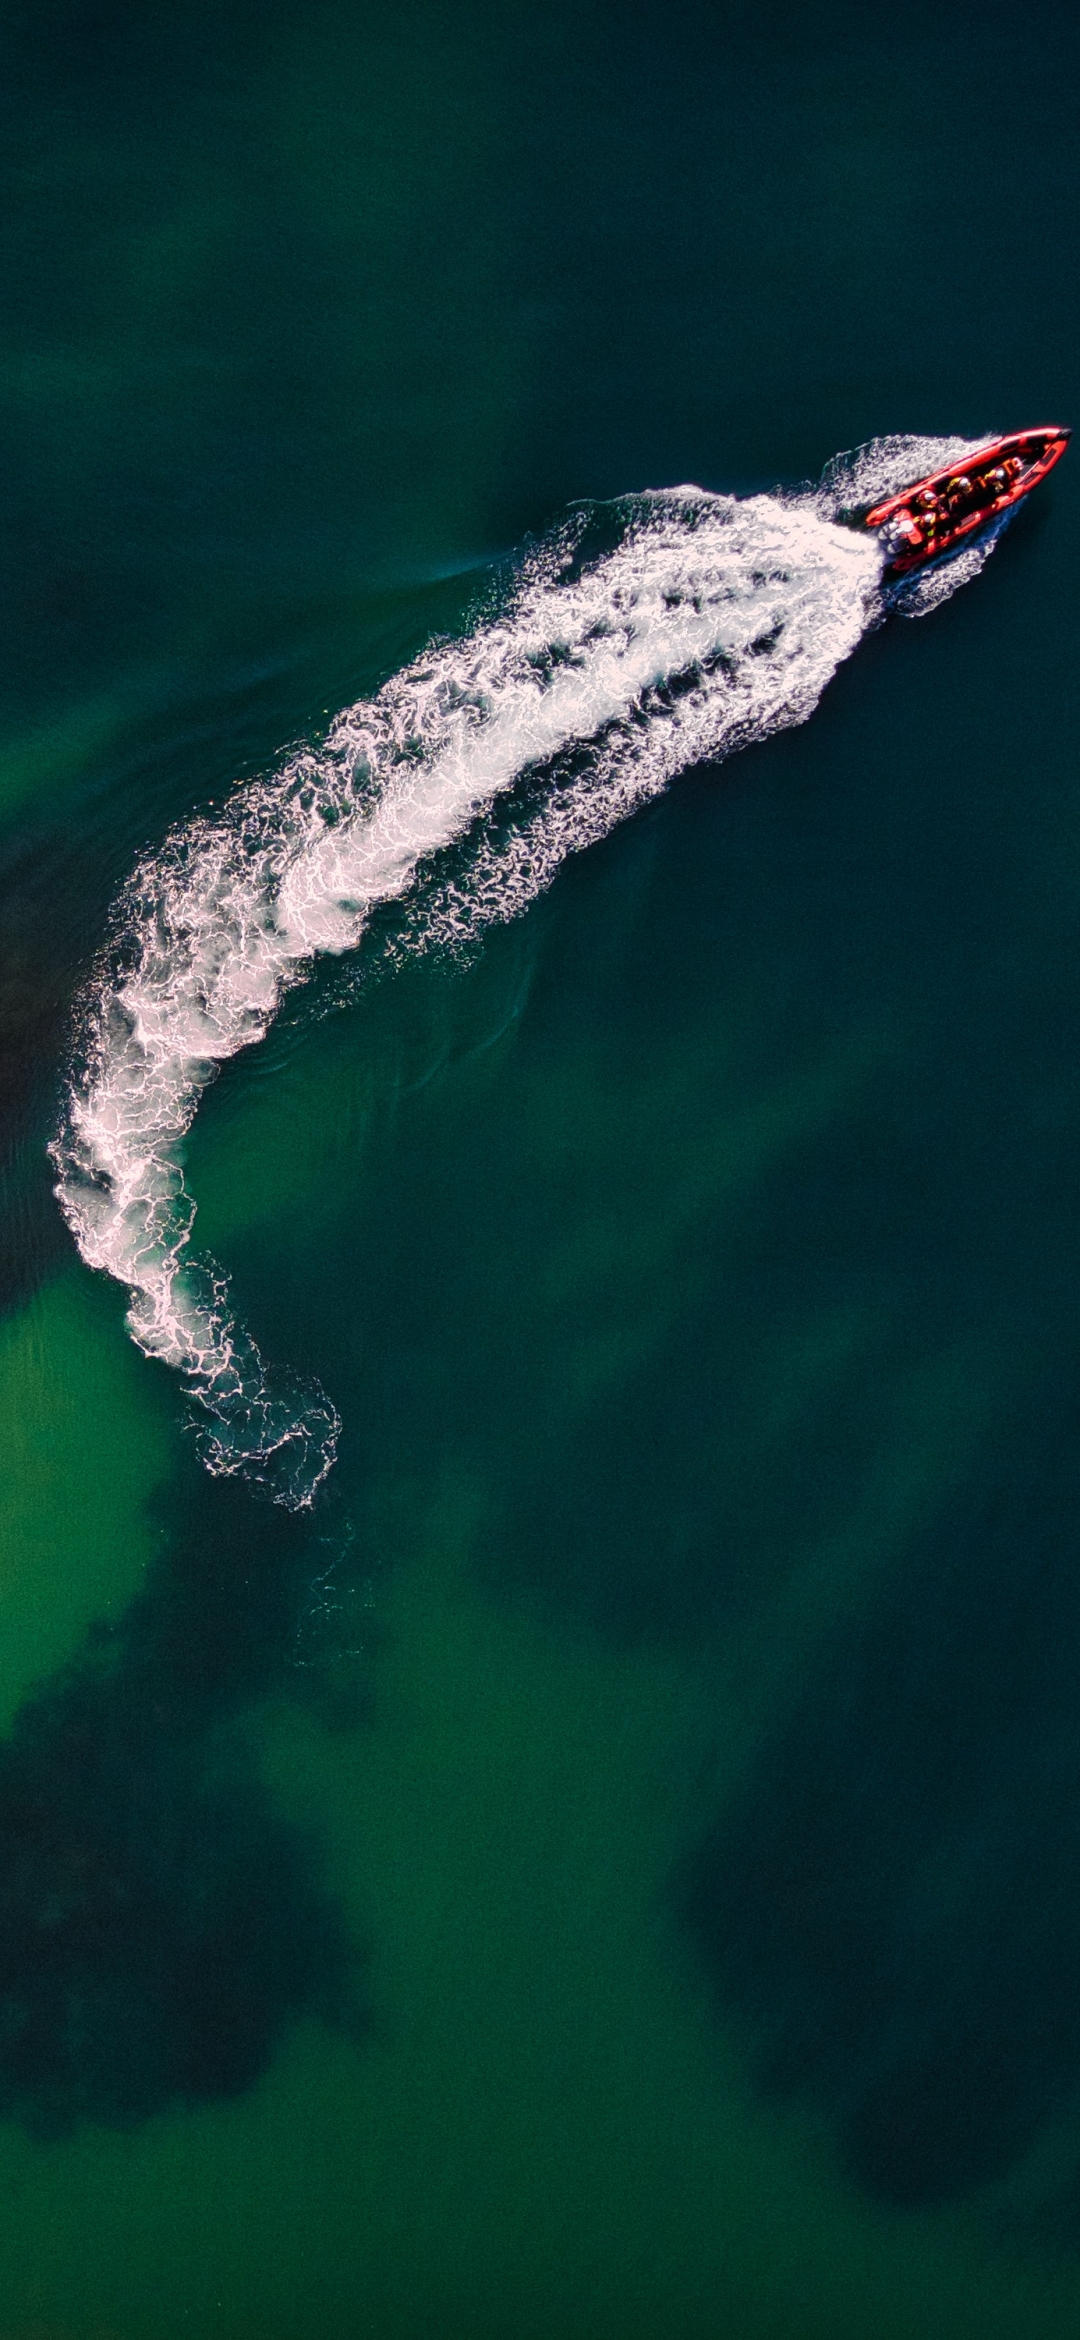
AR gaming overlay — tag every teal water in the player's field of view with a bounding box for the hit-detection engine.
[3,2,1080,2333]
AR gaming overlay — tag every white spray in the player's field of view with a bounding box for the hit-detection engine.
[51,438,1000,1506]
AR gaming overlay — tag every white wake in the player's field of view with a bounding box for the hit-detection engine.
[51,438,1001,1505]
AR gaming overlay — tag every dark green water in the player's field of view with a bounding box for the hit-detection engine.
[3,2,1080,2333]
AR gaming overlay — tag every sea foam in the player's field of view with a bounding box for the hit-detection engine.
[51,438,998,1505]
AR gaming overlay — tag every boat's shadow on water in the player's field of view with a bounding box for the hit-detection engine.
[0,1462,367,2139]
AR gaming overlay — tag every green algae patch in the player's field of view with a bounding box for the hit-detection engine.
[0,1269,173,1736]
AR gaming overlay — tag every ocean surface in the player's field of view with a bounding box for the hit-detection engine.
[2,2,1080,2333]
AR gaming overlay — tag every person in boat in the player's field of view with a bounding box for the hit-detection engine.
[944,474,972,516]
[885,488,940,557]
[976,455,1024,508]
[884,486,943,557]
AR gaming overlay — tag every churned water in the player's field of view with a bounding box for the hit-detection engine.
[52,444,989,1509]
[2,1,1080,2335]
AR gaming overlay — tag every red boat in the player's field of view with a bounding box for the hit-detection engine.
[865,427,1070,579]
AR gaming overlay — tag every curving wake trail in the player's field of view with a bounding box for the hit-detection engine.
[51,437,1002,1506]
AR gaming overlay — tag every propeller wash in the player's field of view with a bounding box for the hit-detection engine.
[51,437,999,1506]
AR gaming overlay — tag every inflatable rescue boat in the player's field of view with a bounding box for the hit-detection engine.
[865,427,1070,579]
